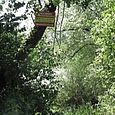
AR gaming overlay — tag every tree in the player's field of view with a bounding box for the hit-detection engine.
[91,0,115,114]
[0,0,58,114]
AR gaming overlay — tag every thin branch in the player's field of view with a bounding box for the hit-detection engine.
[59,1,65,44]
[38,0,42,8]
[31,14,35,25]
[56,27,91,32]
[70,43,97,59]
[54,4,60,48]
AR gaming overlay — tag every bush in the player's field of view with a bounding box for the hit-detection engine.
[55,45,104,110]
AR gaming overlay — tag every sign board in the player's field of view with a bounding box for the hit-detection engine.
[35,11,55,27]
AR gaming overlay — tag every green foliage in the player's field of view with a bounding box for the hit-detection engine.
[0,88,35,115]
[60,0,92,8]
[98,84,115,114]
[52,0,93,8]
[51,0,105,113]
[1,0,114,114]
[0,0,5,11]
[91,0,115,113]
[0,0,26,92]
[23,40,59,114]
[0,0,59,114]
[62,104,96,115]
[52,0,60,6]
[0,5,2,11]
[61,103,115,115]
[55,44,104,110]
[91,0,115,89]
[53,0,103,61]
[0,33,58,114]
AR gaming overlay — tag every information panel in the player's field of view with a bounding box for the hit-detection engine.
[35,11,55,27]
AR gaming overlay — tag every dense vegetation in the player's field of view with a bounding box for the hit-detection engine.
[0,0,115,114]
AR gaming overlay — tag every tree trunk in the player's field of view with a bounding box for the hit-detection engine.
[16,2,56,61]
[16,26,46,61]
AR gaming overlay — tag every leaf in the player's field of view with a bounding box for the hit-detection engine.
[0,5,3,11]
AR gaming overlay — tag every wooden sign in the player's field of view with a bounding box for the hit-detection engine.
[35,11,55,27]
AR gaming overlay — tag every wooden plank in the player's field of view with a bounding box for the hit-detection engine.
[35,11,55,27]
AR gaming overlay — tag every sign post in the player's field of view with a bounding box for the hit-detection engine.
[35,11,55,27]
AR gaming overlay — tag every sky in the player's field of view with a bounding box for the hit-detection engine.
[0,0,37,32]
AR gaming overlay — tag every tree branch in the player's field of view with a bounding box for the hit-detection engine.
[56,27,91,32]
[70,43,97,58]
[38,0,42,8]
